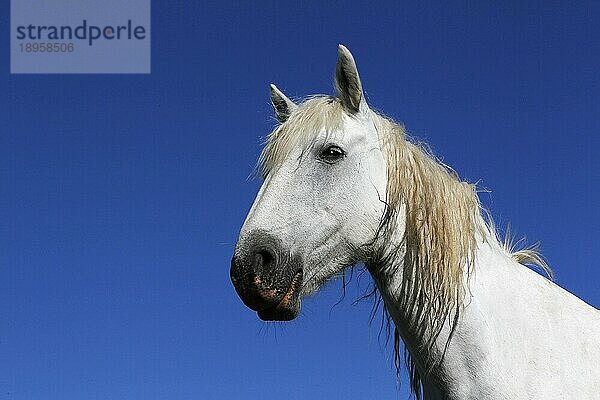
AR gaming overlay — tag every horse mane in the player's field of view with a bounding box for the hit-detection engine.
[372,113,480,395]
[258,96,551,398]
[375,113,552,398]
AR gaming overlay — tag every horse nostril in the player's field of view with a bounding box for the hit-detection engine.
[254,248,276,271]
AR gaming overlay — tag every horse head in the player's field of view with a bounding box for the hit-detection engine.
[230,45,390,321]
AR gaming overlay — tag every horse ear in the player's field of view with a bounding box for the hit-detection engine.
[335,45,365,114]
[270,84,296,123]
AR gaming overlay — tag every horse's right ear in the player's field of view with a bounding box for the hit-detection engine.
[270,84,296,123]
[335,45,365,114]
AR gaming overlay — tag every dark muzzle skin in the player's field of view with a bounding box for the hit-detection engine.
[230,230,303,321]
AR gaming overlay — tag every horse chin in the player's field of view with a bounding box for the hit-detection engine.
[257,270,303,321]
[257,302,300,321]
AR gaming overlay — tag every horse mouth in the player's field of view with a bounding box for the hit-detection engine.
[257,270,303,321]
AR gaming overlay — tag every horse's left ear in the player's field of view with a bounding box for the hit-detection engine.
[335,45,366,114]
[270,84,296,123]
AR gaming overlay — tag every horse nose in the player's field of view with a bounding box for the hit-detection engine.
[230,230,304,321]
[230,244,281,311]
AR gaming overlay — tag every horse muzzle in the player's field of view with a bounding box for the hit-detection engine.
[230,230,303,321]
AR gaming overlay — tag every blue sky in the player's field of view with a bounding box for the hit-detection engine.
[1,1,599,399]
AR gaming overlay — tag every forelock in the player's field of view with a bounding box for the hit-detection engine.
[259,96,345,177]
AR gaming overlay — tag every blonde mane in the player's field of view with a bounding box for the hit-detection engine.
[372,115,488,396]
[259,96,550,398]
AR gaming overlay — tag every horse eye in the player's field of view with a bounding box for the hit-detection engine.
[319,145,346,164]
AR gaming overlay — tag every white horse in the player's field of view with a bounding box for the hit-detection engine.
[230,45,600,399]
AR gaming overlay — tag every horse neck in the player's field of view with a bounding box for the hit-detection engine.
[367,221,511,398]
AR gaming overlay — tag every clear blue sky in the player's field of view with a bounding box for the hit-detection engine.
[1,2,599,399]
